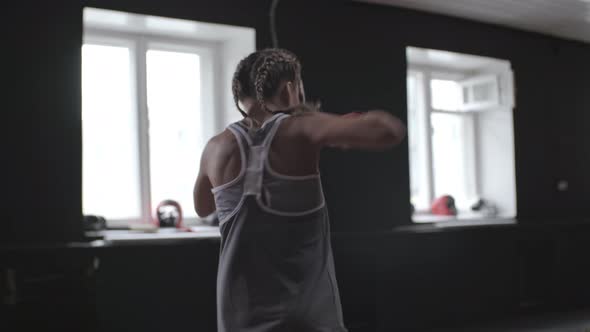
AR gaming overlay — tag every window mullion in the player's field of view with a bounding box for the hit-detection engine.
[421,71,435,205]
[135,37,153,223]
[465,113,479,200]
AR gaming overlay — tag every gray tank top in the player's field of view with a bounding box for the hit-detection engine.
[213,113,347,332]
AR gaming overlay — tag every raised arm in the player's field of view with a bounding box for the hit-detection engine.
[297,110,406,150]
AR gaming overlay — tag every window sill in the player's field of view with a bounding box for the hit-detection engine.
[86,226,220,246]
[413,212,516,228]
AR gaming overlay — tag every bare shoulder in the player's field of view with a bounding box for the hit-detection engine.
[279,112,322,137]
[278,111,336,146]
[204,129,239,160]
[209,128,236,145]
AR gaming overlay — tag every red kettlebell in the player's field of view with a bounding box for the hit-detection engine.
[431,195,457,216]
[155,200,184,228]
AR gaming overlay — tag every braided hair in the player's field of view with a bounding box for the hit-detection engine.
[231,50,265,117]
[251,48,302,111]
[231,48,316,118]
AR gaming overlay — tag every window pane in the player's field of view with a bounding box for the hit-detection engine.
[431,113,471,205]
[407,73,430,210]
[431,79,462,111]
[146,50,202,219]
[82,44,142,220]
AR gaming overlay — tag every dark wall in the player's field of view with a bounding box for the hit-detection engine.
[274,1,590,225]
[0,246,98,332]
[94,241,219,332]
[4,0,590,242]
[3,1,590,330]
[4,3,85,243]
[87,224,590,332]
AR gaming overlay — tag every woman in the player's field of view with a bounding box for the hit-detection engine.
[194,48,405,332]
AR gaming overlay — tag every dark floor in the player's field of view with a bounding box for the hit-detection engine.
[433,308,590,332]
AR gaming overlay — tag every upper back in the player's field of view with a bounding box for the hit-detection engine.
[208,113,325,223]
[207,114,319,189]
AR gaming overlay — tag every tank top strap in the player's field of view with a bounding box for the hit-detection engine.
[226,113,289,197]
[230,113,288,147]
[261,113,290,149]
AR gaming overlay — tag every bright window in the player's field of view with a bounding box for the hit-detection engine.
[82,44,142,220]
[430,112,475,204]
[82,8,255,227]
[430,79,462,111]
[407,73,477,211]
[146,49,203,219]
[82,39,209,225]
[407,47,517,222]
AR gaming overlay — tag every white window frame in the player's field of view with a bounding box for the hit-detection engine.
[408,66,479,214]
[407,70,433,211]
[460,74,500,111]
[83,28,220,228]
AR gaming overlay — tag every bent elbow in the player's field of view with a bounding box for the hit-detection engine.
[196,209,215,219]
[388,122,407,146]
[376,120,406,148]
[195,206,206,218]
[195,204,215,219]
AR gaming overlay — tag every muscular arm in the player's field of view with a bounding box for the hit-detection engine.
[297,110,406,150]
[193,140,216,218]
